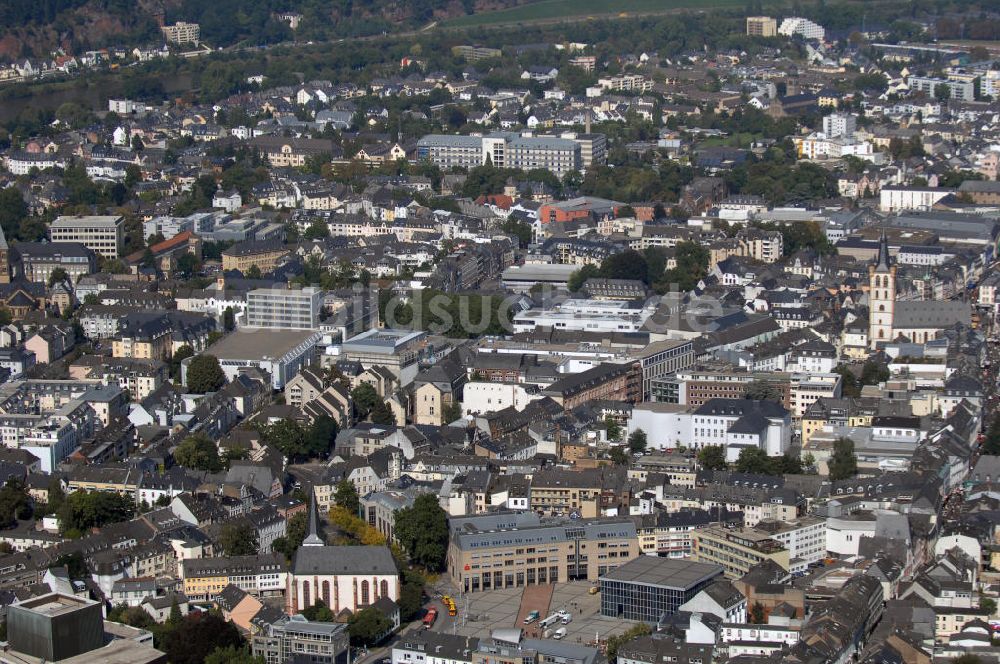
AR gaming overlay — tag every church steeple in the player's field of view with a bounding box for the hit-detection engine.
[868,228,897,349]
[874,230,891,272]
[302,495,324,547]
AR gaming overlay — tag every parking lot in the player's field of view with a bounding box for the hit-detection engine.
[428,581,638,645]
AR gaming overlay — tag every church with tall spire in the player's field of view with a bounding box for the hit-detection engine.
[867,230,972,349]
[286,496,400,616]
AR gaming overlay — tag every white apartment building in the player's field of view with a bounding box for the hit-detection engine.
[778,17,825,40]
[49,215,124,259]
[416,133,587,176]
[245,287,323,330]
[908,76,975,102]
[822,113,857,139]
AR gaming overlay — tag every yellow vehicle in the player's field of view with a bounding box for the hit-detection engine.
[588,586,599,595]
[448,604,457,617]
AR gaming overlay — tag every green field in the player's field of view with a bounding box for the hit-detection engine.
[442,0,747,28]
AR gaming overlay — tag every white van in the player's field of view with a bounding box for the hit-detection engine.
[553,628,567,640]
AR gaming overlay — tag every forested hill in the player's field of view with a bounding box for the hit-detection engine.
[0,0,527,58]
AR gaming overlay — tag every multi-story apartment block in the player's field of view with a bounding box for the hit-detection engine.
[161,22,200,44]
[692,526,790,578]
[246,287,322,330]
[181,554,288,601]
[49,215,124,259]
[451,45,502,60]
[746,16,777,37]
[822,113,858,138]
[777,17,825,40]
[417,133,594,176]
[447,513,639,593]
[908,76,975,102]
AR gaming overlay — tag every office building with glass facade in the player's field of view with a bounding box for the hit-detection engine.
[599,556,724,623]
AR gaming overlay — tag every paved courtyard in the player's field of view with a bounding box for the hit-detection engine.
[433,581,639,645]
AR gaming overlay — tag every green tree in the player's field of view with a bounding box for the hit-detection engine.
[605,416,622,442]
[218,521,260,556]
[273,511,309,561]
[697,445,728,471]
[334,480,361,515]
[303,415,338,458]
[186,354,226,393]
[394,494,449,571]
[177,252,201,278]
[828,437,858,481]
[223,306,235,332]
[983,414,1000,455]
[351,384,380,418]
[606,624,652,662]
[162,612,243,664]
[735,447,773,475]
[0,187,28,242]
[441,401,463,424]
[304,219,330,240]
[301,599,335,622]
[833,364,861,398]
[171,344,195,381]
[47,267,69,287]
[953,656,984,664]
[981,597,997,616]
[628,429,647,454]
[371,399,396,426]
[348,606,392,646]
[57,490,134,534]
[245,264,262,279]
[661,240,709,292]
[398,569,426,622]
[744,380,781,401]
[168,595,183,626]
[933,83,951,101]
[749,602,765,624]
[600,249,648,283]
[609,446,629,466]
[0,481,33,528]
[860,360,889,386]
[204,645,265,664]
[174,432,224,472]
[567,264,600,292]
[260,420,306,458]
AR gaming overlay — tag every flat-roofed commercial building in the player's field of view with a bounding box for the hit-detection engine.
[339,328,425,384]
[599,556,724,622]
[246,286,323,329]
[417,133,589,176]
[447,512,639,593]
[253,615,349,664]
[50,215,124,259]
[183,328,321,390]
[692,526,790,578]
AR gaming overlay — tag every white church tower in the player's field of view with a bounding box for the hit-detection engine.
[868,231,896,349]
